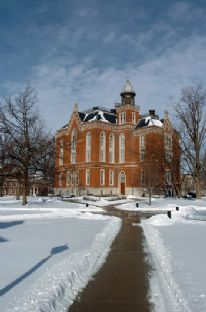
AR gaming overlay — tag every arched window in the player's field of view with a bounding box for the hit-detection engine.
[140,135,145,161]
[109,133,115,163]
[86,132,91,162]
[119,133,125,163]
[59,140,64,165]
[71,129,77,164]
[100,169,105,185]
[58,172,62,188]
[164,134,172,162]
[100,131,106,162]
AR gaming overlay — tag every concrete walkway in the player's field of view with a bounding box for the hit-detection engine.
[69,206,152,312]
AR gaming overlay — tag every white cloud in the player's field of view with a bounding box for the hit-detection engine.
[1,1,206,132]
[2,31,206,132]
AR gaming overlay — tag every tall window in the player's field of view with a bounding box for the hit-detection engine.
[75,171,79,186]
[100,131,106,162]
[140,134,145,161]
[86,132,91,162]
[109,170,114,185]
[132,112,136,125]
[66,171,71,186]
[59,172,62,188]
[165,170,172,185]
[109,133,115,163]
[100,169,105,185]
[71,170,79,186]
[86,169,90,185]
[141,169,145,186]
[59,140,64,165]
[71,129,77,164]
[119,112,126,124]
[119,133,125,163]
[164,134,172,162]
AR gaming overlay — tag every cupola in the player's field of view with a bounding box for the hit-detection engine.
[120,80,136,106]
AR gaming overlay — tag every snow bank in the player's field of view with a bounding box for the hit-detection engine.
[6,217,121,312]
[142,200,206,312]
[142,222,190,312]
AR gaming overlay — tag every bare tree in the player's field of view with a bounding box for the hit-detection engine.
[143,134,165,205]
[174,86,206,199]
[0,133,13,196]
[34,134,55,193]
[0,86,48,205]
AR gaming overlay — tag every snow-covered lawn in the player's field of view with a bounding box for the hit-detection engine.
[0,197,121,312]
[135,197,206,312]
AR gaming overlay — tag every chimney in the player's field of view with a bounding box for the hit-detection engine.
[149,109,155,116]
[164,110,169,119]
[73,103,78,112]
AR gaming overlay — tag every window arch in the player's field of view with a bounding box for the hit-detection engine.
[109,133,115,163]
[59,139,64,165]
[100,169,105,185]
[71,129,77,164]
[86,132,91,162]
[100,131,106,162]
[119,133,125,163]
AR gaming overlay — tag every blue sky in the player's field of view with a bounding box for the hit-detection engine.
[0,0,206,130]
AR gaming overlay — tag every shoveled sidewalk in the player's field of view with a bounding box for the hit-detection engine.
[69,206,152,312]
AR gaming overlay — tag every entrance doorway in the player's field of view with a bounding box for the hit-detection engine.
[120,172,126,195]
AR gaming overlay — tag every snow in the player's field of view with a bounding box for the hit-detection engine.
[3,195,206,312]
[145,116,163,127]
[87,110,109,123]
[140,197,206,312]
[0,197,121,312]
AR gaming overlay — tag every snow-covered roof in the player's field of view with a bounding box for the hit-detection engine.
[136,115,163,129]
[79,107,117,124]
[121,80,135,94]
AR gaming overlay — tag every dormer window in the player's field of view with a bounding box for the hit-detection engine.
[119,112,126,124]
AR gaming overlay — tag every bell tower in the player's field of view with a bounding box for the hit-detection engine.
[120,80,136,106]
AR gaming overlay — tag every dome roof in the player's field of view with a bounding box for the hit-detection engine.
[121,80,135,94]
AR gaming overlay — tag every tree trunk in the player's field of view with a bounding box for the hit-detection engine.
[22,174,28,205]
[16,182,20,200]
[0,182,3,197]
[148,188,152,206]
[22,187,27,205]
[195,177,201,199]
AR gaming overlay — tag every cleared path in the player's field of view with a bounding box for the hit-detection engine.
[69,206,152,312]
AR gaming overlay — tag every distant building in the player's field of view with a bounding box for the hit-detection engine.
[3,178,19,196]
[2,176,51,197]
[54,81,180,197]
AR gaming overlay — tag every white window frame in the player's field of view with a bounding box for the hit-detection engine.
[100,169,105,185]
[109,170,114,185]
[109,133,115,163]
[59,140,64,165]
[119,112,126,125]
[86,132,91,162]
[71,129,77,164]
[140,134,145,161]
[59,172,62,188]
[66,171,71,186]
[141,169,145,186]
[165,169,172,185]
[100,131,106,162]
[86,169,90,186]
[119,133,125,163]
[164,134,172,162]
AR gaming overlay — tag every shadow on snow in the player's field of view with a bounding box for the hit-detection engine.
[0,221,24,229]
[0,244,69,296]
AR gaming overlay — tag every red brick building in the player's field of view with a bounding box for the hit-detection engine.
[54,81,180,197]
